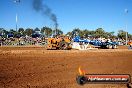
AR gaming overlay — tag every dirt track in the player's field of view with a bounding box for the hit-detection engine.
[0,46,132,88]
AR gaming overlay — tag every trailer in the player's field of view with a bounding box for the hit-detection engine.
[72,36,118,50]
[90,40,118,49]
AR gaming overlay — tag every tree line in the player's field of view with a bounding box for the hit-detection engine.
[0,27,63,38]
[0,27,132,39]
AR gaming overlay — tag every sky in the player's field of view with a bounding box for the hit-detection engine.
[0,0,132,34]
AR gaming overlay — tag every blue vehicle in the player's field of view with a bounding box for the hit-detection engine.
[73,36,118,49]
[90,40,118,49]
[73,36,90,43]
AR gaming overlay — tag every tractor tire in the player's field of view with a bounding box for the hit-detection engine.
[47,44,52,50]
[107,45,112,49]
[112,45,117,49]
[59,41,68,50]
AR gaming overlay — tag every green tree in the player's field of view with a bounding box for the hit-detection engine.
[34,27,40,32]
[105,31,115,38]
[41,27,52,37]
[41,27,45,34]
[53,29,63,35]
[25,28,33,36]
[78,30,85,38]
[18,28,24,33]
[95,28,105,38]
[110,31,115,36]
[9,29,20,38]
[9,29,16,34]
[2,29,9,37]
[84,29,89,36]
[88,30,95,37]
[18,28,25,35]
[0,28,4,34]
[117,30,126,39]
[128,34,132,40]
[66,32,72,37]
[72,28,81,37]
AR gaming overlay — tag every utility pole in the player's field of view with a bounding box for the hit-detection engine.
[125,25,128,45]
[14,0,20,32]
[125,9,128,45]
[16,13,18,32]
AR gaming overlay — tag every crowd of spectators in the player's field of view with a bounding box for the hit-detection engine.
[0,35,46,46]
[0,34,131,46]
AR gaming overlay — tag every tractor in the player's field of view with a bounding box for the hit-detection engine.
[47,35,72,50]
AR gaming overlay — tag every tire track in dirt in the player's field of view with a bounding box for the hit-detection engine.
[0,47,132,88]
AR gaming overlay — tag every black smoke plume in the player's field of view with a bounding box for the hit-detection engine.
[33,0,58,29]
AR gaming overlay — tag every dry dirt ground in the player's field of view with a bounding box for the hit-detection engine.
[0,46,132,88]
